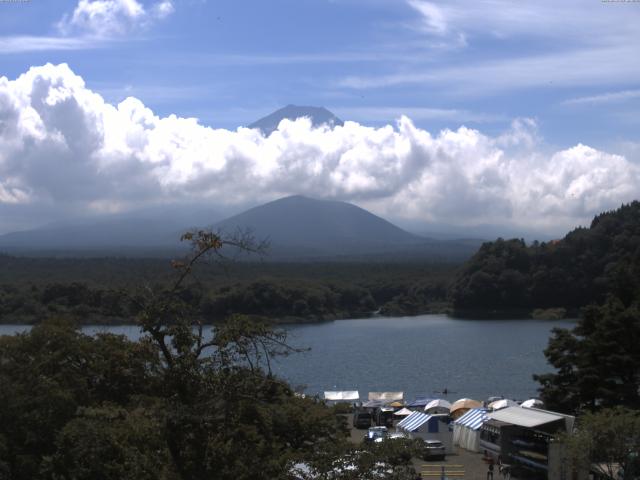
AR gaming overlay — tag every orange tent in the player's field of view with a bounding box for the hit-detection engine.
[450,398,482,419]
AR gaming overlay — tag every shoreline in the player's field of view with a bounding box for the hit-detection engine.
[0,311,579,329]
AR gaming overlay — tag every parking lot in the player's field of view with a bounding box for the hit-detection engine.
[348,419,508,480]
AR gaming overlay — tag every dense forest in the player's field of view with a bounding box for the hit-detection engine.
[0,256,455,324]
[4,202,640,324]
[449,201,640,317]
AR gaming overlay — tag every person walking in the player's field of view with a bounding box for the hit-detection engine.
[487,459,494,480]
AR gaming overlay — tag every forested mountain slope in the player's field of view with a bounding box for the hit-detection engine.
[449,201,640,316]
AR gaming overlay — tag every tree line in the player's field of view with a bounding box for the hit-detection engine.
[0,264,454,325]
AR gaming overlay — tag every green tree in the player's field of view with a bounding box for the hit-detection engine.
[0,229,421,480]
[535,297,640,414]
[0,318,160,480]
[42,406,169,480]
[562,407,640,480]
[119,230,353,480]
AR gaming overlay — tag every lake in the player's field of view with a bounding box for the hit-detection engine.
[0,314,574,403]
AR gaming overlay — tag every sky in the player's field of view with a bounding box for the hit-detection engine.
[1,0,639,237]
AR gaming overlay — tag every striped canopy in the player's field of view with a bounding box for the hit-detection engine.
[453,408,489,431]
[397,411,433,432]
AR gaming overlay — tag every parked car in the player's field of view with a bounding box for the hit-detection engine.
[353,411,373,429]
[387,432,410,441]
[363,426,388,443]
[422,439,446,460]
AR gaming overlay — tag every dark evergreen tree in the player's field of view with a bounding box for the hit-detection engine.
[535,297,640,414]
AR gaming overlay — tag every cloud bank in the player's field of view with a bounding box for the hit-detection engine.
[0,63,638,235]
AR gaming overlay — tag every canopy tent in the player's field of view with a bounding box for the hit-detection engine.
[394,408,413,417]
[387,401,404,408]
[520,398,544,409]
[450,398,482,419]
[407,396,432,408]
[489,398,518,411]
[452,408,489,452]
[323,391,359,402]
[362,400,385,408]
[398,411,454,453]
[368,392,403,402]
[424,399,451,414]
[397,411,432,432]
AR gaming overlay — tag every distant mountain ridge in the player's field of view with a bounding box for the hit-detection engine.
[214,195,478,260]
[215,195,421,254]
[249,105,343,136]
[0,195,480,261]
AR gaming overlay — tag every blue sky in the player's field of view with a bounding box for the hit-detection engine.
[1,0,639,235]
[3,0,639,146]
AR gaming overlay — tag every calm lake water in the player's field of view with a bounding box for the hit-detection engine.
[0,315,574,403]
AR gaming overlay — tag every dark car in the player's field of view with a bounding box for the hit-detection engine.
[422,439,446,461]
[353,411,373,429]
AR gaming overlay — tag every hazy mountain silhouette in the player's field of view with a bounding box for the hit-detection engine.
[0,196,479,260]
[0,205,221,255]
[214,195,478,260]
[249,105,343,136]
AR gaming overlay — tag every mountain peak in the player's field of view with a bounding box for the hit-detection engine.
[214,195,423,258]
[248,105,343,136]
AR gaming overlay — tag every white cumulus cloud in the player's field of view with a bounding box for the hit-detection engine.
[0,63,638,235]
[58,0,174,37]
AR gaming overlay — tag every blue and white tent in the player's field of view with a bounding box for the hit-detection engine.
[397,411,454,453]
[452,408,489,452]
[397,411,432,432]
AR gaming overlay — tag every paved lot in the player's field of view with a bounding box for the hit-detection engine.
[348,419,509,480]
[412,447,500,480]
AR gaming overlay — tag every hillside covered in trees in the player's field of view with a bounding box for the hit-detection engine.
[450,202,640,317]
[0,257,454,324]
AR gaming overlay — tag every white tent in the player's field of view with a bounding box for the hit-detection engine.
[424,399,451,414]
[489,399,518,410]
[323,391,359,402]
[520,398,544,409]
[452,408,488,452]
[368,392,403,402]
[394,408,413,416]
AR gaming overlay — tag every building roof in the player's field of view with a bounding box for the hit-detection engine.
[488,407,571,430]
[368,392,403,401]
[323,391,359,401]
[454,408,489,430]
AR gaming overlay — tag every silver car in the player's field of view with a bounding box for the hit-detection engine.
[422,439,446,460]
